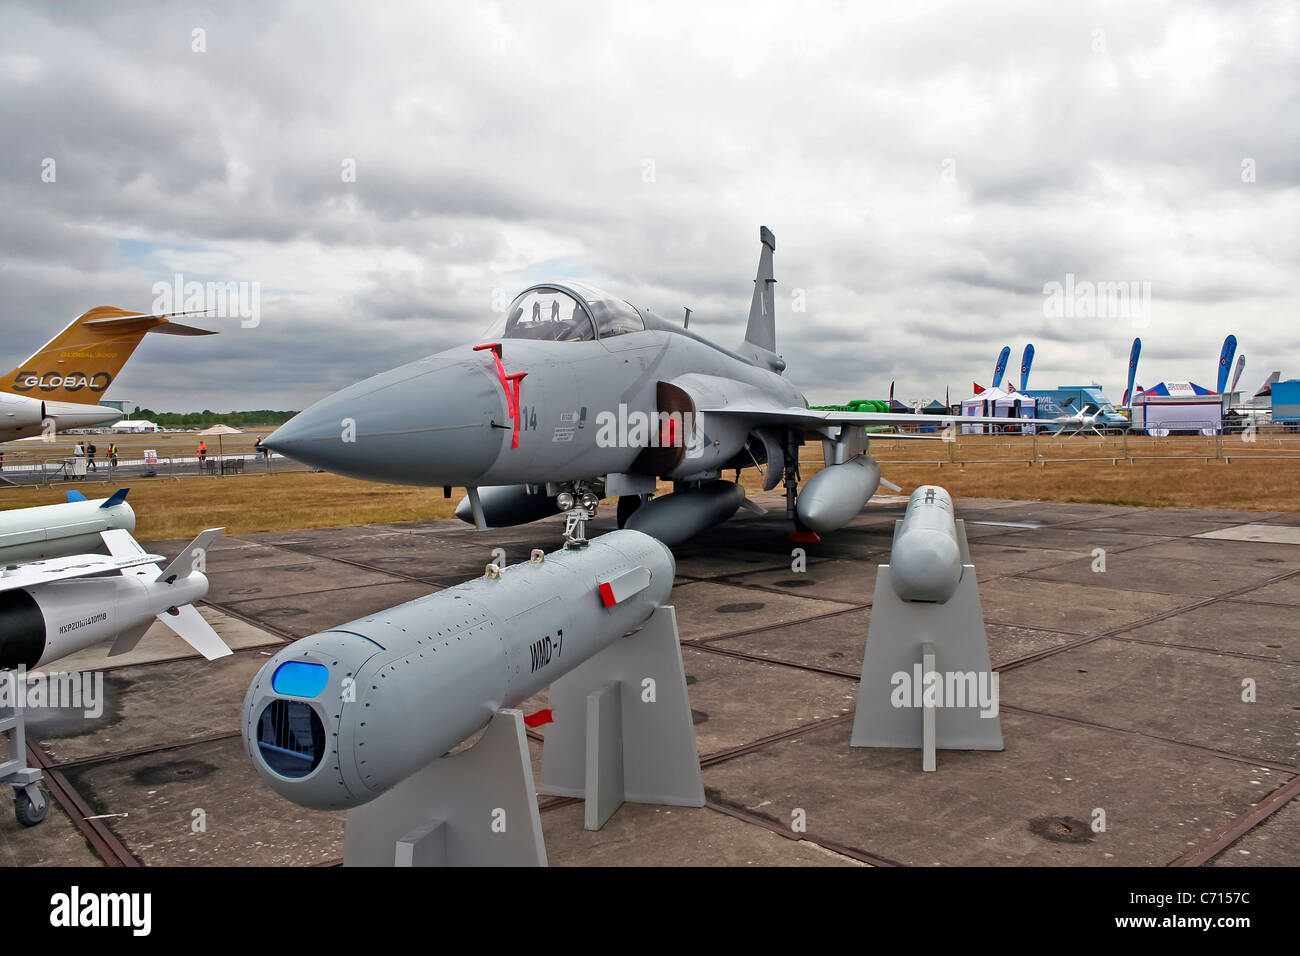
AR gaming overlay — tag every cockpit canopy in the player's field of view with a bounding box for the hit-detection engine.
[483,282,645,343]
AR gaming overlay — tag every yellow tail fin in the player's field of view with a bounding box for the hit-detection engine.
[3,306,215,403]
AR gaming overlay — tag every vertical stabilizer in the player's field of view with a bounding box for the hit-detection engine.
[2,307,215,402]
[744,226,778,354]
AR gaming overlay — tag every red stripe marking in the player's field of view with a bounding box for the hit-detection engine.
[598,582,617,607]
[788,531,821,544]
[524,709,553,728]
[506,372,527,449]
[474,343,528,449]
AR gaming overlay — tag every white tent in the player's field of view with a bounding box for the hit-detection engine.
[112,419,159,433]
[962,388,1037,434]
[1132,382,1222,436]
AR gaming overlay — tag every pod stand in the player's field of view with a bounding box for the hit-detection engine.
[343,708,547,866]
[850,519,1004,767]
[539,604,704,829]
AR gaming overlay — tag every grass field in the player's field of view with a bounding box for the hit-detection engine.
[2,432,1297,539]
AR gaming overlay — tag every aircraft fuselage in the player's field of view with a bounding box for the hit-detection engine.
[267,322,806,488]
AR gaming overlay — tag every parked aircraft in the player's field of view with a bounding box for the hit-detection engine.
[265,227,1034,544]
[1,307,215,443]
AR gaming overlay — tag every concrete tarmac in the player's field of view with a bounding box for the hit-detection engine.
[4,493,1297,867]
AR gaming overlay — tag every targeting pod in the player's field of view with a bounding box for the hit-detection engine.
[890,485,963,603]
[243,529,674,811]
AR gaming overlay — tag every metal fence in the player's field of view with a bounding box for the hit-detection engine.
[5,426,1297,493]
[860,426,1300,467]
[0,452,315,488]
[832,426,1300,470]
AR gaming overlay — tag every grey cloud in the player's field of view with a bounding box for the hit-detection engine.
[0,0,1295,411]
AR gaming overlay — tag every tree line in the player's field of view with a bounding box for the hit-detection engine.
[129,409,300,427]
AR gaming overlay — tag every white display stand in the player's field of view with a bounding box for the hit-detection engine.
[539,605,704,828]
[344,709,547,867]
[851,520,1004,768]
[342,604,704,865]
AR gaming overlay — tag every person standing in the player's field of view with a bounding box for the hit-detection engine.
[87,443,97,471]
[198,441,208,465]
[109,442,119,473]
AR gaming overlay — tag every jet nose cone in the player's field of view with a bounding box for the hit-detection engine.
[261,421,301,456]
[267,356,507,485]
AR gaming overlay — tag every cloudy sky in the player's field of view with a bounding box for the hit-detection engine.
[2,0,1296,412]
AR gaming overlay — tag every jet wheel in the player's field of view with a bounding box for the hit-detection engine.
[616,495,644,529]
[15,788,49,827]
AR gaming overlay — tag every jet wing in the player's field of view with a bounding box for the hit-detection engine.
[0,552,166,591]
[695,405,1041,435]
[668,374,1040,436]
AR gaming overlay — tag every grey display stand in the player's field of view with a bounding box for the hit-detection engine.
[539,604,704,828]
[343,708,547,866]
[851,520,1003,766]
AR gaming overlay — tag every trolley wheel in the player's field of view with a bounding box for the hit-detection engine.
[15,788,49,827]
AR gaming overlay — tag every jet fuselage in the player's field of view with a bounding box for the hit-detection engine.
[266,315,806,488]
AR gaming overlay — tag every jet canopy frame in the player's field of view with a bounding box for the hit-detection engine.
[486,282,645,343]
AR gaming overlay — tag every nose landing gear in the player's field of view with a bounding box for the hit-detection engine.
[555,481,602,549]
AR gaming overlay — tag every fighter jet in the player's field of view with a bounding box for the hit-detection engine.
[1,307,215,443]
[265,227,1033,545]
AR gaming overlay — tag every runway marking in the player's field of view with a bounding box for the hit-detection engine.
[1195,523,1300,545]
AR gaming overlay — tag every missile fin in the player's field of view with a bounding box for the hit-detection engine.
[101,527,147,558]
[66,490,88,503]
[737,496,767,516]
[158,603,232,660]
[155,527,224,583]
[598,565,652,607]
[107,619,155,657]
[100,488,130,508]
